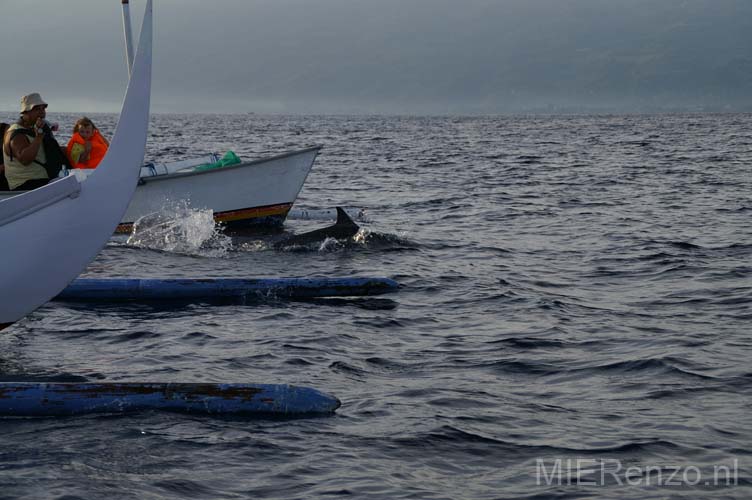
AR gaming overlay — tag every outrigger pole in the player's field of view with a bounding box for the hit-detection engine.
[122,0,135,75]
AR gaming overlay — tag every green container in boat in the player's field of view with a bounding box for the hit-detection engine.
[194,151,241,171]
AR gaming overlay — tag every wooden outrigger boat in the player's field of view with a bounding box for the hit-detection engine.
[0,0,153,327]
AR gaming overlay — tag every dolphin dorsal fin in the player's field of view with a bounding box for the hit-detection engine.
[336,207,357,227]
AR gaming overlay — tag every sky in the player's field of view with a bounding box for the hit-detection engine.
[1,0,751,115]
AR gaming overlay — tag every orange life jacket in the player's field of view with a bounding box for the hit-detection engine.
[66,130,108,169]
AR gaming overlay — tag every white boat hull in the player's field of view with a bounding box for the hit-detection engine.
[121,146,319,232]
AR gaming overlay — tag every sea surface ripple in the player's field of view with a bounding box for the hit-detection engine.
[1,112,751,499]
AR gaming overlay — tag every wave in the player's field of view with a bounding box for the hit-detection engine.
[568,357,716,380]
[432,355,720,381]
[390,425,687,458]
[486,337,571,349]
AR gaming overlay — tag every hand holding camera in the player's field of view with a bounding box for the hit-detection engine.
[34,118,45,137]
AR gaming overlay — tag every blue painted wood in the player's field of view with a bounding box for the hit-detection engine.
[0,383,340,417]
[56,277,398,301]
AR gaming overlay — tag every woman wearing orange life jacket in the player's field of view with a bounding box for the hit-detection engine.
[66,117,110,169]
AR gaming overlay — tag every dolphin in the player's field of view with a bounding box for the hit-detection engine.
[274,207,360,249]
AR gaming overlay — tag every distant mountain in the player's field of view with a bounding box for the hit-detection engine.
[3,0,750,113]
[210,0,752,113]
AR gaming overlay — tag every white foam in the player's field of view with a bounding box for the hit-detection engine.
[126,200,232,257]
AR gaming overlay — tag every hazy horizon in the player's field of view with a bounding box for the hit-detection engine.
[1,0,750,115]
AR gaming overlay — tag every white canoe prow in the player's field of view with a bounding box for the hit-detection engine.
[0,0,153,326]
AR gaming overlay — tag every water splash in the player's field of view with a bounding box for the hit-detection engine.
[318,237,346,252]
[353,227,371,244]
[235,240,270,253]
[126,200,232,257]
[353,228,419,250]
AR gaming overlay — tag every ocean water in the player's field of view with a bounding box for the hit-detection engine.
[1,112,751,499]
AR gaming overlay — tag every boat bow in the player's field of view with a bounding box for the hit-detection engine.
[0,0,153,326]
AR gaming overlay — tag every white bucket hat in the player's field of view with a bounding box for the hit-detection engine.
[20,93,48,114]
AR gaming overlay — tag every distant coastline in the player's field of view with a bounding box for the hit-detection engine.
[2,106,752,118]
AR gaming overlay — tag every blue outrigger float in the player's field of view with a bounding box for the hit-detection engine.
[56,277,398,302]
[0,383,340,417]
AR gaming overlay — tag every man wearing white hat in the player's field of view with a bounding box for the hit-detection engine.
[2,93,68,191]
